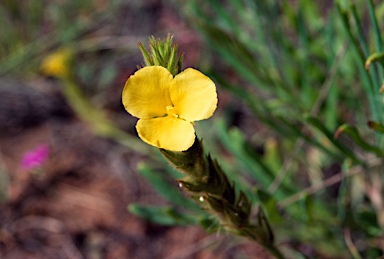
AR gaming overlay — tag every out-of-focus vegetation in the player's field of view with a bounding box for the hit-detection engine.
[1,0,384,258]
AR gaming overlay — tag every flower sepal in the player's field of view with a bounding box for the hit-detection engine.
[138,34,183,76]
[160,137,207,179]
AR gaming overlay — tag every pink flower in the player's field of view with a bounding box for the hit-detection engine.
[20,144,49,170]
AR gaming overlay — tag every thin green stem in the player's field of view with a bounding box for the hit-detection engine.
[367,0,383,53]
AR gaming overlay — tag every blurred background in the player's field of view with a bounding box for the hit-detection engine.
[1,0,384,258]
[0,1,265,258]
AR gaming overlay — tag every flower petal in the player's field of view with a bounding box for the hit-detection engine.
[136,117,195,151]
[170,68,217,121]
[122,66,173,119]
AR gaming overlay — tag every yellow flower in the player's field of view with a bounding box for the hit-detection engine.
[40,48,71,79]
[122,66,217,151]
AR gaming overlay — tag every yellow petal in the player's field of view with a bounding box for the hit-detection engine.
[136,117,195,151]
[122,66,173,119]
[170,68,217,121]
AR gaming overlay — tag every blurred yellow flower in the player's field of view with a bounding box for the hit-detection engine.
[40,48,71,79]
[122,66,217,151]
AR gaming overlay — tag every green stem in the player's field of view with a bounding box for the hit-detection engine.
[61,77,150,154]
[161,138,286,258]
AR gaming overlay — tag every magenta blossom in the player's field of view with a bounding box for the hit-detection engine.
[20,144,49,170]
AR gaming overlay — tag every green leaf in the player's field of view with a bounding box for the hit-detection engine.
[128,204,196,226]
[365,52,384,70]
[138,163,201,212]
[216,120,296,199]
[335,124,383,156]
[306,116,361,163]
[255,189,281,223]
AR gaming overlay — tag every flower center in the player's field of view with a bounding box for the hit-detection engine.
[166,106,179,118]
